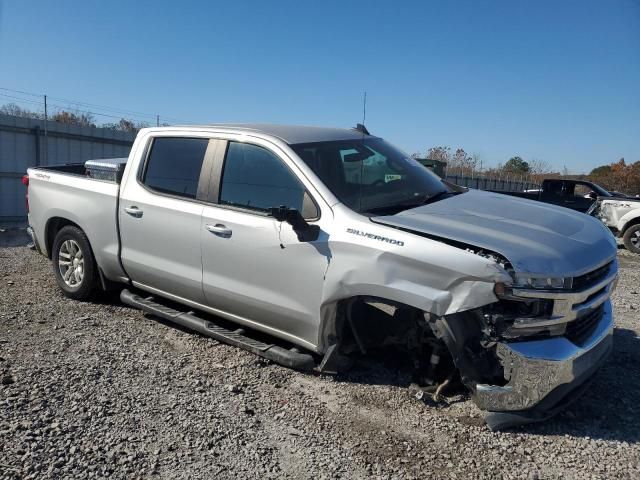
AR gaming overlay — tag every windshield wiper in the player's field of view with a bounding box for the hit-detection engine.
[364,190,458,215]
[420,190,455,205]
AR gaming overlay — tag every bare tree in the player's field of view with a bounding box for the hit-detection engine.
[51,110,96,127]
[103,118,149,132]
[426,146,452,163]
[0,103,43,119]
[527,157,554,182]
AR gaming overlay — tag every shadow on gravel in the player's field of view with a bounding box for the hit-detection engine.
[333,351,468,401]
[335,355,415,389]
[329,330,640,441]
[516,327,640,442]
[90,289,130,307]
[0,228,30,248]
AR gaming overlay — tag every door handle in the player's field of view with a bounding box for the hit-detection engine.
[205,223,232,238]
[124,206,144,218]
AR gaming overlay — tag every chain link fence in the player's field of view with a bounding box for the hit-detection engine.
[444,173,540,192]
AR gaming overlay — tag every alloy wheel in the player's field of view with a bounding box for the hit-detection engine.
[58,239,84,287]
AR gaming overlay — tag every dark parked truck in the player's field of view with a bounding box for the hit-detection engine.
[495,179,613,212]
[24,124,618,430]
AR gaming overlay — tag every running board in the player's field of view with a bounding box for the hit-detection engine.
[120,289,316,371]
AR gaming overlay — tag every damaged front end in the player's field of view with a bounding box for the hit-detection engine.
[328,256,617,430]
[434,258,617,429]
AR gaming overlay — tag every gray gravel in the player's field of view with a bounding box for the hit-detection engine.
[1,246,639,479]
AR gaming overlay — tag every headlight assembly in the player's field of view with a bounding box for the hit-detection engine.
[512,275,573,290]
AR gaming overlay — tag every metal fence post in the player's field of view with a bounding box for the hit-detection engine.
[32,125,41,167]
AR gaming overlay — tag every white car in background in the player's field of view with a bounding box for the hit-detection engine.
[591,196,640,254]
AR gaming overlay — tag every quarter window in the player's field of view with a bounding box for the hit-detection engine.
[220,142,310,214]
[143,137,209,199]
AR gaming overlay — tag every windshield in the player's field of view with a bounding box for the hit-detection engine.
[291,138,454,214]
[591,183,612,197]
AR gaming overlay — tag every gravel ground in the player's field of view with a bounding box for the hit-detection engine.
[1,246,639,479]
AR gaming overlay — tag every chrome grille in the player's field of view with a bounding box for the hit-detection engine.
[572,261,612,291]
[565,306,604,345]
[509,260,617,344]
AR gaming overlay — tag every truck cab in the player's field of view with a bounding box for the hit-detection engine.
[538,179,612,212]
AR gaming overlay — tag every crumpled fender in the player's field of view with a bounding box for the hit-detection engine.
[315,222,512,351]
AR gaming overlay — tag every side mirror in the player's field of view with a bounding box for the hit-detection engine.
[270,206,320,242]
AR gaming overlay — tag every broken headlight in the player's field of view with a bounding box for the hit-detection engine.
[512,274,573,290]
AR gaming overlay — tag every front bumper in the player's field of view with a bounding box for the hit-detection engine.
[473,299,613,418]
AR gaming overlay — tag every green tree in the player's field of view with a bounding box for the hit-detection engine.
[504,156,530,174]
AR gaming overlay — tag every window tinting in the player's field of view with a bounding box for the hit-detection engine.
[220,142,307,213]
[143,137,208,199]
[292,138,450,213]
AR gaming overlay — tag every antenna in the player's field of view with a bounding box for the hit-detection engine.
[353,91,370,135]
[358,90,367,214]
[362,91,367,126]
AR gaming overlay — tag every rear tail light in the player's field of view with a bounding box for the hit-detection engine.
[22,175,29,213]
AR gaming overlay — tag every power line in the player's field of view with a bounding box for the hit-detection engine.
[0,86,191,124]
[0,92,153,123]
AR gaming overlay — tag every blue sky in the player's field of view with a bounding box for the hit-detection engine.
[0,0,638,173]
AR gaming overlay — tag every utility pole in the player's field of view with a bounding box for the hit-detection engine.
[43,95,48,164]
[156,115,160,127]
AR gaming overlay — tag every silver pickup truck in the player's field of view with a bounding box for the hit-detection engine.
[25,124,618,429]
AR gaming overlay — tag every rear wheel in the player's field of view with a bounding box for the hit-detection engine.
[623,224,640,255]
[52,226,99,300]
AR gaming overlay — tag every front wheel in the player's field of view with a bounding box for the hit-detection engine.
[623,224,640,255]
[52,226,100,300]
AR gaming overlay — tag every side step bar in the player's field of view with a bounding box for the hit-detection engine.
[120,289,316,371]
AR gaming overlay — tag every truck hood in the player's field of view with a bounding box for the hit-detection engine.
[372,189,617,276]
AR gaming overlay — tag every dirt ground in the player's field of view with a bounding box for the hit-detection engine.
[1,245,639,479]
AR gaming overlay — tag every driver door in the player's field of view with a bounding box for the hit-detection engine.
[200,140,329,348]
[564,183,597,212]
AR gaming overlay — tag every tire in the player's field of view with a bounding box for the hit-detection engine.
[51,225,100,300]
[622,224,640,255]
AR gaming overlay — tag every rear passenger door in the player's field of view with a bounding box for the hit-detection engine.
[200,140,329,349]
[119,135,214,303]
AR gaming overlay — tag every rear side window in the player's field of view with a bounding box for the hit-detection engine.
[142,137,208,199]
[220,142,308,213]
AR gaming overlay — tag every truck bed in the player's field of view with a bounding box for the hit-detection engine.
[27,161,127,282]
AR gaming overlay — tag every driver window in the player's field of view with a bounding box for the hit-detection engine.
[220,142,318,218]
[573,184,593,198]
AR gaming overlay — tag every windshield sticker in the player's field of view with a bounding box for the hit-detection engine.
[346,228,404,246]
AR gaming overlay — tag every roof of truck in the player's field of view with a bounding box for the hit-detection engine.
[176,123,376,145]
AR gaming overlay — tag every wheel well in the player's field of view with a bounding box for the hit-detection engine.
[45,217,82,259]
[324,296,459,386]
[622,217,640,236]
